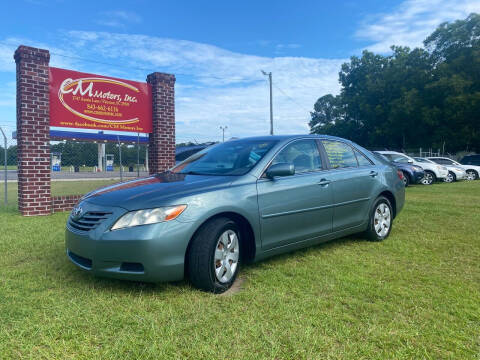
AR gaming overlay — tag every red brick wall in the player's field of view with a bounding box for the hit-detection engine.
[14,46,51,216]
[146,72,176,174]
[51,195,83,213]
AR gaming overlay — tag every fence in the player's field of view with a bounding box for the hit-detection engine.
[0,136,150,211]
[0,134,19,211]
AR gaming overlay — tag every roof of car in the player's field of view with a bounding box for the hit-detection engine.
[377,150,404,155]
[229,134,348,142]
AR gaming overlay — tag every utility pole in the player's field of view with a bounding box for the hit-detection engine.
[261,70,273,135]
[220,126,228,142]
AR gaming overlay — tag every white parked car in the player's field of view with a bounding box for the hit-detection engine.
[413,157,449,183]
[428,157,475,181]
[378,151,448,185]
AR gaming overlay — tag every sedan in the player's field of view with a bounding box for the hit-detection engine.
[373,152,424,187]
[66,135,405,293]
[428,157,480,181]
[427,157,468,182]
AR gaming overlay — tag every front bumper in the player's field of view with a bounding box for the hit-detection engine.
[453,170,467,180]
[65,201,194,283]
[413,170,425,184]
[436,168,449,179]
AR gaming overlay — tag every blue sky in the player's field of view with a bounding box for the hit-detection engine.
[1,0,479,143]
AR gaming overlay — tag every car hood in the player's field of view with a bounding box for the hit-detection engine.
[393,162,423,172]
[446,165,465,171]
[81,172,235,210]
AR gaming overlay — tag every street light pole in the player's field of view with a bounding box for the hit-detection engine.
[261,70,273,135]
[220,126,228,142]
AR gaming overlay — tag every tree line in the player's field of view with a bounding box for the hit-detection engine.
[309,13,480,153]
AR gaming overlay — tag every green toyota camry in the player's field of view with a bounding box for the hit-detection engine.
[66,135,405,293]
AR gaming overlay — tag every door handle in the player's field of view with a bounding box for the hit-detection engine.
[318,179,331,186]
[369,170,378,177]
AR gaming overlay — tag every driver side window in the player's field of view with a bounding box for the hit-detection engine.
[271,140,322,173]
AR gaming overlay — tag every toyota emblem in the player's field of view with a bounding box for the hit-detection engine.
[72,205,83,219]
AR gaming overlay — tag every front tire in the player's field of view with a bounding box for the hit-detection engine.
[187,217,241,293]
[421,171,436,185]
[366,196,393,242]
[444,171,456,183]
[466,170,478,180]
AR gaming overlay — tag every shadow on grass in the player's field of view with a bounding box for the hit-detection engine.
[56,232,368,296]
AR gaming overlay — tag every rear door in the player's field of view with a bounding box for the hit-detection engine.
[257,139,333,250]
[321,140,377,231]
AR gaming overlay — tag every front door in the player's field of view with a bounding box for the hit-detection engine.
[257,139,333,250]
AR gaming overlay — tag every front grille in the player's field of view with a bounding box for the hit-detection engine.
[68,211,112,232]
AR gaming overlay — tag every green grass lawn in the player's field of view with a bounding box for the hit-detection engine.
[0,182,479,359]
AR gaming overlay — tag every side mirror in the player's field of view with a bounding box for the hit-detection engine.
[407,159,414,163]
[266,163,295,179]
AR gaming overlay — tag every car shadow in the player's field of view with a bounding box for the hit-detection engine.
[57,234,368,295]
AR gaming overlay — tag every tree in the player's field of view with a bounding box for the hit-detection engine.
[310,13,480,153]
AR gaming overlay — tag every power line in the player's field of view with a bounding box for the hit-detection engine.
[272,83,312,115]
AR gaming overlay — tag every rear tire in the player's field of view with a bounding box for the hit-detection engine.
[402,172,410,187]
[366,196,393,242]
[187,217,241,293]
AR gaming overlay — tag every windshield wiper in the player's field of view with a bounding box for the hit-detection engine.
[181,171,206,175]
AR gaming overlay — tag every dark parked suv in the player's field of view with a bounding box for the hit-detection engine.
[372,152,424,187]
[460,154,480,166]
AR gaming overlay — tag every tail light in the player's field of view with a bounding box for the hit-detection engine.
[397,170,404,180]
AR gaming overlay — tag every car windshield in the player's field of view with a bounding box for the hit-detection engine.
[171,139,278,176]
[372,152,391,163]
[383,154,410,163]
[414,157,434,164]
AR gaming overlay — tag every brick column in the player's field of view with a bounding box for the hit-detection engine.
[146,72,176,174]
[14,46,51,216]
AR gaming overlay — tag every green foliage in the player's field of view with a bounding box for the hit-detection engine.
[310,13,480,152]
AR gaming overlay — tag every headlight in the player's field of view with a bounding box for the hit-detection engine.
[111,205,187,230]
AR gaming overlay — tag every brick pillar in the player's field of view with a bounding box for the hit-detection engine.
[14,46,51,216]
[146,72,176,174]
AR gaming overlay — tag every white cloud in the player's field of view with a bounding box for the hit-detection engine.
[356,0,480,53]
[61,31,343,142]
[95,11,142,28]
[0,31,342,142]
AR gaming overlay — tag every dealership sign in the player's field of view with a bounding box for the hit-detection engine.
[49,67,152,133]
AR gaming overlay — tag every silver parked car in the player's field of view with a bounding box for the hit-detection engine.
[427,157,467,182]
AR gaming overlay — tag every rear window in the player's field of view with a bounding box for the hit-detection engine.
[322,140,358,168]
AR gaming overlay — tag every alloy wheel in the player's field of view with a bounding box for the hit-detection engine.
[374,203,391,237]
[421,173,434,185]
[214,230,239,283]
[466,170,477,181]
[444,172,454,183]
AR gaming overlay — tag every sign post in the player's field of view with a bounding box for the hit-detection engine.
[15,45,175,216]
